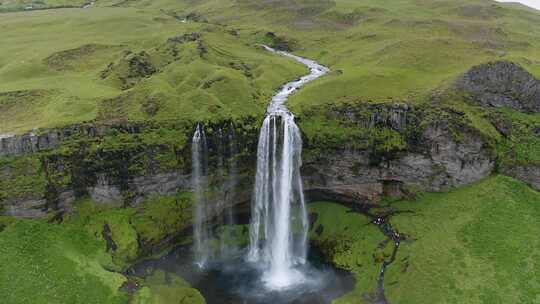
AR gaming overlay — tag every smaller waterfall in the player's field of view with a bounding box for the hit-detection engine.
[192,123,211,268]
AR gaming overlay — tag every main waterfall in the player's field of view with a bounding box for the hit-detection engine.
[248,46,329,289]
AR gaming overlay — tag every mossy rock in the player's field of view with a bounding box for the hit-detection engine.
[132,270,205,304]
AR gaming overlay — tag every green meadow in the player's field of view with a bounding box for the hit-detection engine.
[2,0,540,134]
[309,176,540,304]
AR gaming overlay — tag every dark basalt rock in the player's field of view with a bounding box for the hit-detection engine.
[303,125,494,202]
[166,33,201,44]
[455,61,540,113]
[503,165,540,191]
[2,198,48,218]
[264,32,298,52]
[1,119,259,218]
[0,132,60,156]
[0,124,132,156]
[302,103,496,204]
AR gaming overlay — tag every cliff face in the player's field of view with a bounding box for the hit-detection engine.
[0,120,260,218]
[0,132,61,156]
[301,103,495,204]
[2,60,540,218]
[0,103,498,218]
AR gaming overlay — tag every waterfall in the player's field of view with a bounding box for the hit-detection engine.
[192,123,211,268]
[248,46,329,289]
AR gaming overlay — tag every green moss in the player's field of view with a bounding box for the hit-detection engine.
[495,109,540,166]
[309,202,385,303]
[310,176,540,304]
[299,113,365,150]
[132,270,205,304]
[0,155,47,202]
[212,224,250,251]
[299,110,407,156]
[63,193,194,269]
[0,216,17,232]
[0,220,128,304]
[0,190,199,304]
[368,127,407,153]
[67,200,139,270]
[439,95,502,143]
[131,192,194,248]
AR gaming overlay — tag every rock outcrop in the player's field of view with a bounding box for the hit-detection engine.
[0,132,61,156]
[2,198,48,218]
[455,61,540,113]
[0,120,259,217]
[303,105,495,204]
[0,124,129,156]
[503,165,540,191]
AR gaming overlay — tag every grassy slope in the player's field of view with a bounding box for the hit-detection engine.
[1,0,540,134]
[309,201,385,303]
[0,6,306,134]
[132,270,205,304]
[386,175,540,304]
[0,193,200,304]
[181,0,540,111]
[495,109,540,166]
[309,175,540,304]
[0,220,129,304]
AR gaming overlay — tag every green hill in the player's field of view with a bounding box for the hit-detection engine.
[1,0,540,134]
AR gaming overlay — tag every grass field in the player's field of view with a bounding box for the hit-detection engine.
[1,0,540,134]
[308,175,540,304]
[0,6,306,133]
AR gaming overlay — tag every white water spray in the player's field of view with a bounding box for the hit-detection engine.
[248,46,329,289]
